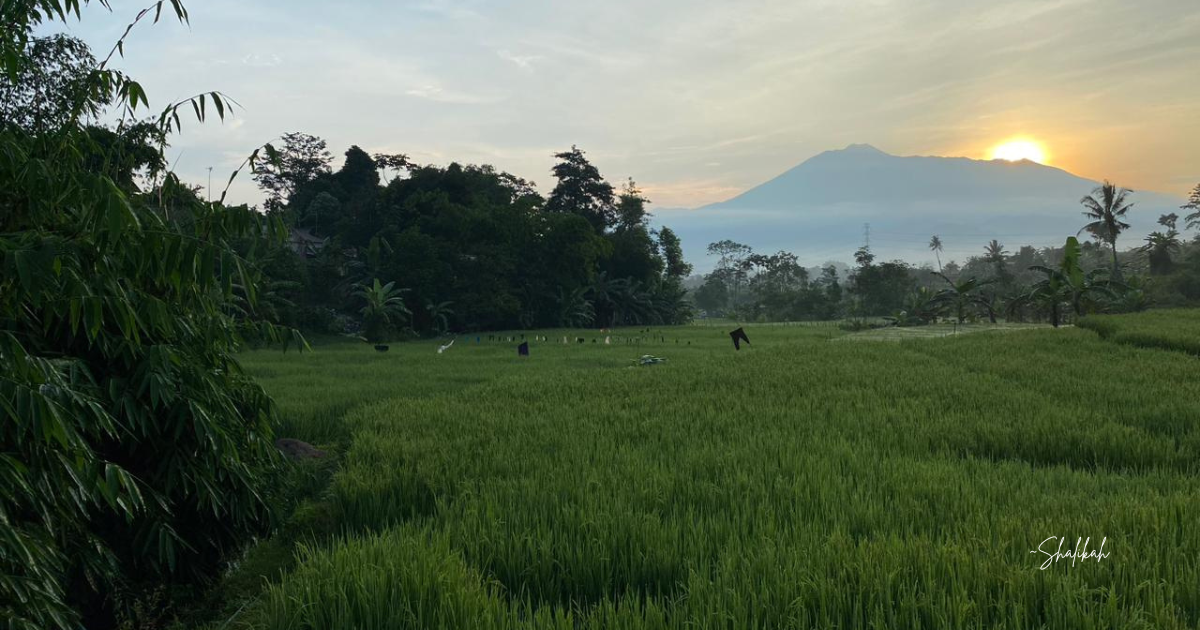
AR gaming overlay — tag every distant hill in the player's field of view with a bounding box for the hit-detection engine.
[655,144,1185,272]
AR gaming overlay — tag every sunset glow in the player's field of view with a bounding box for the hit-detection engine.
[989,139,1048,164]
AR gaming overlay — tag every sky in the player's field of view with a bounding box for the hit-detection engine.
[48,0,1200,210]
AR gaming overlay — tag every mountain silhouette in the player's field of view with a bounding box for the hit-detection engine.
[659,145,1184,271]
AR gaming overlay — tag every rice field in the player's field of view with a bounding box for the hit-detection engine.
[236,316,1200,629]
[1079,309,1200,356]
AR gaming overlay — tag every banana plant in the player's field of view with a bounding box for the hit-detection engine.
[1010,237,1115,326]
[932,273,997,324]
[424,300,454,335]
[353,278,411,343]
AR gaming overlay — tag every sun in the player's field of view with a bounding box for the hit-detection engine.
[989,139,1048,164]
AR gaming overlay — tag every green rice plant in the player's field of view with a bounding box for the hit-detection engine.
[240,318,1200,629]
[1079,309,1200,355]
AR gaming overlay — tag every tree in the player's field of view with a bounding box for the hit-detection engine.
[372,152,411,184]
[1079,181,1134,279]
[818,265,843,315]
[252,132,333,211]
[354,279,411,343]
[851,253,913,316]
[932,273,996,324]
[604,180,664,285]
[546,145,616,233]
[82,122,167,192]
[424,300,455,335]
[556,286,595,327]
[658,226,691,279]
[1142,229,1181,276]
[693,276,729,313]
[983,239,1007,264]
[614,178,650,231]
[1012,237,1115,326]
[337,145,380,195]
[928,235,944,272]
[1183,184,1200,232]
[588,271,629,327]
[707,240,753,306]
[854,245,875,268]
[2,5,306,628]
[0,34,98,134]
[983,239,1013,287]
[651,279,693,325]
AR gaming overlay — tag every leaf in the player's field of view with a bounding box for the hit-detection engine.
[1061,236,1084,287]
[234,256,256,305]
[126,81,149,110]
[211,92,225,120]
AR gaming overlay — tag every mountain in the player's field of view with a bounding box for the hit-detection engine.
[655,144,1185,272]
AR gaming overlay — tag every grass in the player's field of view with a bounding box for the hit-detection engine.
[230,317,1200,629]
[839,322,1051,341]
[1079,309,1200,356]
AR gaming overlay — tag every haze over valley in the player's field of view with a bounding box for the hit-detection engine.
[657,143,1186,271]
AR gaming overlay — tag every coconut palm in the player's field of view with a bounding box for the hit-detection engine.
[928,235,944,272]
[353,278,411,343]
[983,239,1013,287]
[983,239,1008,263]
[1141,230,1181,276]
[932,272,997,324]
[1079,181,1134,279]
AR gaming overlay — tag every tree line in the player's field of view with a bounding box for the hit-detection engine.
[251,135,693,342]
[693,181,1200,326]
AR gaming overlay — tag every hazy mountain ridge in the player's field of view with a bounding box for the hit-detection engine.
[656,145,1186,271]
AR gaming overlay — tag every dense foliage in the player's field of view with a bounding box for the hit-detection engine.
[1,2,301,627]
[260,140,693,338]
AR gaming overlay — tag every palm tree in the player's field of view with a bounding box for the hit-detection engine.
[589,271,632,327]
[1079,181,1134,279]
[651,281,693,325]
[1141,230,1181,276]
[932,272,997,324]
[928,235,944,272]
[424,300,455,335]
[556,286,595,328]
[610,279,656,326]
[983,239,1007,263]
[353,278,411,343]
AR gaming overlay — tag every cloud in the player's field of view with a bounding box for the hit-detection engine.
[49,0,1200,208]
[413,1,483,21]
[497,49,541,71]
[405,84,505,105]
[240,53,281,68]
